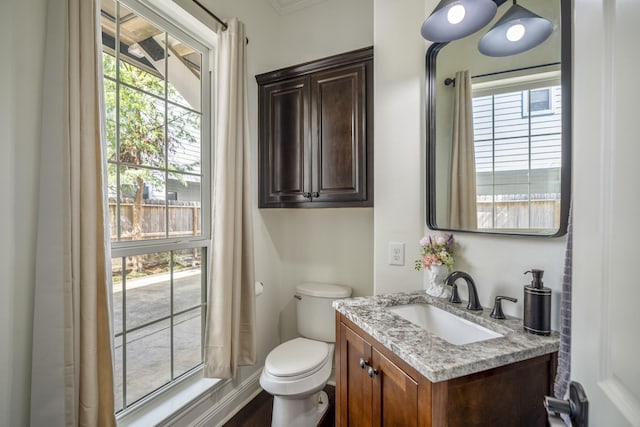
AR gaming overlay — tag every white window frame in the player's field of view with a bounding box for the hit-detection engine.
[471,73,563,232]
[102,0,219,420]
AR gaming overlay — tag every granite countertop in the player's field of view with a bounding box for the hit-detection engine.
[333,290,559,383]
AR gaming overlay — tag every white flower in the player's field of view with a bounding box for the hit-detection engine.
[435,236,446,245]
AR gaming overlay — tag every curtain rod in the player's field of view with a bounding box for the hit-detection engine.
[191,0,228,30]
[444,62,561,86]
[190,0,250,44]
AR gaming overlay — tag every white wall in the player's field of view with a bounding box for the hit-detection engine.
[373,0,428,295]
[0,1,46,425]
[373,0,567,326]
[203,0,374,350]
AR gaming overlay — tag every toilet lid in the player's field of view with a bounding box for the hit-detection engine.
[265,338,330,377]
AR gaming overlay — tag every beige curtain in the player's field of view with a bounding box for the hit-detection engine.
[203,18,257,379]
[30,0,116,425]
[449,70,478,229]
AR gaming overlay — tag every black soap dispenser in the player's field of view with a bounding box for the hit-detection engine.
[523,269,551,335]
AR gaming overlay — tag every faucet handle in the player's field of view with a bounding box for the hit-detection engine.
[448,283,462,304]
[490,296,518,319]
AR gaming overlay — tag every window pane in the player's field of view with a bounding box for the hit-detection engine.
[126,320,171,405]
[104,78,117,161]
[112,257,124,336]
[100,0,117,76]
[112,255,125,412]
[118,85,166,169]
[107,163,119,241]
[472,96,493,142]
[173,248,202,313]
[125,251,171,331]
[493,183,530,229]
[173,248,204,377]
[114,334,124,412]
[494,136,529,172]
[168,174,201,238]
[531,134,562,169]
[119,60,166,98]
[118,166,166,241]
[103,52,116,79]
[166,35,201,110]
[117,4,166,98]
[494,92,528,139]
[167,105,201,174]
[174,309,202,377]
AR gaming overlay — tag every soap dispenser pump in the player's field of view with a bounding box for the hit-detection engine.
[523,269,551,335]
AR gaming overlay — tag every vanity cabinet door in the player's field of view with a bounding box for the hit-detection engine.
[338,322,373,427]
[338,320,421,427]
[371,348,419,427]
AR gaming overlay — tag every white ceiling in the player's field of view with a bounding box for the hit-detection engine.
[267,0,329,15]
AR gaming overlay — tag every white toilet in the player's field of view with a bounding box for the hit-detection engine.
[260,282,352,427]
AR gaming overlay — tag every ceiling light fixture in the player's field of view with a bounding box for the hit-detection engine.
[421,0,498,43]
[478,1,554,57]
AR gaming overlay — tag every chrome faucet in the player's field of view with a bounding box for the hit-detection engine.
[444,271,483,311]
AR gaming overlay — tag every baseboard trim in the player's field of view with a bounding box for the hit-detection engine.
[187,369,263,427]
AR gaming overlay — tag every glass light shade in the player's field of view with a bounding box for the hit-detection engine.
[478,4,554,57]
[421,0,497,43]
[506,23,525,41]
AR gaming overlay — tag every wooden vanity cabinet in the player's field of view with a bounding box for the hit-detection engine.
[256,47,373,208]
[339,322,420,427]
[336,312,557,427]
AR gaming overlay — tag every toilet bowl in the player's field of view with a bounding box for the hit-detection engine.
[260,282,352,427]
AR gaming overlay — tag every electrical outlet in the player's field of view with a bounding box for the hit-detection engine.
[388,242,405,266]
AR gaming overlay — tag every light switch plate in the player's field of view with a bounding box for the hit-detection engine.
[388,242,405,266]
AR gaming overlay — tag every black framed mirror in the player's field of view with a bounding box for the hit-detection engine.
[426,0,571,237]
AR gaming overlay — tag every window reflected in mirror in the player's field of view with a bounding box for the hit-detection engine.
[472,80,562,232]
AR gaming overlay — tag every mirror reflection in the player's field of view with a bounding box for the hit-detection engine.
[427,0,570,236]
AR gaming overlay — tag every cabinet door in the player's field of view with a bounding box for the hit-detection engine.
[372,348,419,427]
[310,62,371,205]
[339,323,373,427]
[258,77,311,207]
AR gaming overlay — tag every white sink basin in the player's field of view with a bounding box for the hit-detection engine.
[387,303,503,345]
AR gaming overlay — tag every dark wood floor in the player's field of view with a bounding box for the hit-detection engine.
[223,385,335,427]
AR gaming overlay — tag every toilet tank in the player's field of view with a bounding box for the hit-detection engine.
[296,282,352,343]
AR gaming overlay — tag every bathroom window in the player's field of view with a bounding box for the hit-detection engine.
[472,82,562,231]
[101,0,213,413]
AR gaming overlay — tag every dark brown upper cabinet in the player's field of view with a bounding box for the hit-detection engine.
[256,47,373,208]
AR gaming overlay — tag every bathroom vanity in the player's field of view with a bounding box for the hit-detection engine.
[333,292,559,426]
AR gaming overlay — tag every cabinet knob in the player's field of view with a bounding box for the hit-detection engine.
[303,192,312,199]
[311,192,319,199]
[367,366,379,378]
[359,358,370,369]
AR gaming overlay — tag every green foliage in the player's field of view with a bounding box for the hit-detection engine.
[102,53,200,197]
